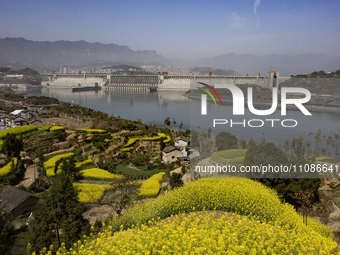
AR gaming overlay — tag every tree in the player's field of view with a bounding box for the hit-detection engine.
[0,207,15,255]
[170,173,183,189]
[28,161,89,252]
[1,133,23,161]
[164,117,170,127]
[99,177,139,216]
[244,142,321,207]
[159,137,166,150]
[215,132,238,151]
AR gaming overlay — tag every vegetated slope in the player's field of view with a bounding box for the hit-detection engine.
[50,177,338,254]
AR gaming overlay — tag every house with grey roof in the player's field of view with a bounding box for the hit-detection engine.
[0,187,40,217]
[162,146,182,163]
[174,135,188,148]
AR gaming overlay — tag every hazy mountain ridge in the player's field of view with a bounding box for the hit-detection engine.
[1,38,339,76]
[0,38,169,72]
[192,53,340,76]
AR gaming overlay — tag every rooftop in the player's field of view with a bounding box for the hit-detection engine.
[0,187,40,214]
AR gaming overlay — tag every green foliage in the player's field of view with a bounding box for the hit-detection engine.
[319,157,340,164]
[122,123,137,131]
[0,207,15,255]
[27,170,89,252]
[244,141,288,170]
[211,149,247,165]
[228,157,245,165]
[0,134,23,161]
[215,132,238,151]
[115,165,167,179]
[181,165,186,175]
[24,144,47,152]
[40,125,53,131]
[258,178,321,208]
[170,173,183,189]
[22,129,45,139]
[130,153,150,168]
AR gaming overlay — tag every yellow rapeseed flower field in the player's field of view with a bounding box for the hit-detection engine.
[75,156,93,169]
[75,129,107,133]
[76,168,124,180]
[138,172,165,197]
[38,177,340,254]
[0,125,38,139]
[49,126,65,131]
[43,152,74,177]
[73,183,113,203]
[0,157,18,177]
[53,212,339,255]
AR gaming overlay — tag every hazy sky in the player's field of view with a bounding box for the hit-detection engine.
[1,0,339,61]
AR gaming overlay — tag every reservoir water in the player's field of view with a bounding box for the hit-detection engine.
[25,87,340,146]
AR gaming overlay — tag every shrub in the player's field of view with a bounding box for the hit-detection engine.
[170,173,183,189]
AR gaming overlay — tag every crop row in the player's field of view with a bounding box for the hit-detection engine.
[77,168,124,180]
[43,152,74,177]
[49,126,64,131]
[120,147,133,152]
[75,129,107,133]
[73,183,113,203]
[138,172,165,198]
[0,125,38,139]
[124,138,139,147]
[0,158,18,177]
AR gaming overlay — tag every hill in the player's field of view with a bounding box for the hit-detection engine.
[192,53,340,76]
[0,38,170,72]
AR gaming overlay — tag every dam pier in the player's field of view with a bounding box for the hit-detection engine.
[42,71,290,90]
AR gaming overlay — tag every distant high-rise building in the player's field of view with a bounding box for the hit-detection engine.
[86,66,96,73]
[60,66,68,74]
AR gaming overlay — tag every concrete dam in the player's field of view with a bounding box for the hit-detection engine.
[43,72,290,90]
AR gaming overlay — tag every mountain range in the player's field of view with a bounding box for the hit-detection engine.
[1,38,339,76]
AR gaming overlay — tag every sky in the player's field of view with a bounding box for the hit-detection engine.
[1,0,340,61]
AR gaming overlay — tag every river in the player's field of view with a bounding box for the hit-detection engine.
[25,87,340,146]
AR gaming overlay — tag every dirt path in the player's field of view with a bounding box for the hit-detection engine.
[17,164,39,188]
